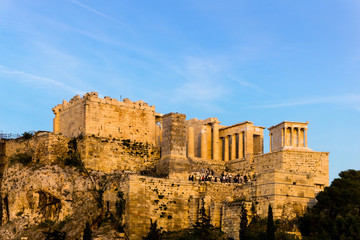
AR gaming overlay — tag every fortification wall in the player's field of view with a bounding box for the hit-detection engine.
[281,150,329,186]
[187,157,226,175]
[254,151,284,173]
[252,150,329,218]
[4,133,69,165]
[123,175,252,240]
[4,133,160,174]
[158,113,189,176]
[79,136,160,173]
[85,96,156,145]
[221,201,252,240]
[58,98,86,138]
[53,92,157,145]
[254,171,316,217]
[254,150,328,184]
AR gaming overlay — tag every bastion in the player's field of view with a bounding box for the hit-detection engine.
[1,92,329,240]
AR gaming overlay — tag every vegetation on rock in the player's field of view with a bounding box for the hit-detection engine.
[161,198,225,240]
[83,222,92,240]
[239,202,248,240]
[266,205,275,240]
[115,190,126,227]
[21,131,34,140]
[8,151,32,166]
[143,219,162,240]
[298,169,360,240]
[42,229,66,240]
[64,137,84,171]
[238,203,299,240]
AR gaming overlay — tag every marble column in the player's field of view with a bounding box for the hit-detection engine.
[231,134,236,160]
[201,126,207,159]
[206,124,212,159]
[212,122,219,160]
[238,132,244,158]
[187,127,194,158]
[297,128,300,147]
[224,136,229,161]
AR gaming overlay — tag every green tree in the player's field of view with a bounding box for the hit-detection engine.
[143,219,162,240]
[115,190,126,232]
[83,222,92,240]
[43,229,66,240]
[193,198,215,239]
[266,205,275,240]
[239,203,248,240]
[161,198,224,239]
[116,190,126,220]
[298,169,360,240]
[9,152,32,166]
[21,131,34,139]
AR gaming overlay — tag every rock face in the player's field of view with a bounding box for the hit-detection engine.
[0,160,125,239]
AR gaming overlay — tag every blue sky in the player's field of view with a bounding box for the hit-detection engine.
[0,0,359,181]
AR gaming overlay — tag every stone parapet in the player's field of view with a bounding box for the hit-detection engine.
[52,92,155,113]
[124,175,252,240]
[52,92,157,144]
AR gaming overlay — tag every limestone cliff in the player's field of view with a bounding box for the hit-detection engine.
[0,159,125,239]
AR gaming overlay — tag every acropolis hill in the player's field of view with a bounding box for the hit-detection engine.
[0,92,329,240]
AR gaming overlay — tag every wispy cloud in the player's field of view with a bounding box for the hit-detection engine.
[228,75,272,95]
[0,65,83,95]
[250,95,360,110]
[68,0,124,26]
[172,57,228,103]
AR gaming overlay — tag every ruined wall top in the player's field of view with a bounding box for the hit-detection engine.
[52,92,155,114]
[187,117,219,126]
[52,92,157,143]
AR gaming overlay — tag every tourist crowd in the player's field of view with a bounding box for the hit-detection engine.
[188,168,255,184]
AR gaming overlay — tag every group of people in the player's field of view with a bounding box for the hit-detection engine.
[219,172,252,183]
[188,168,255,184]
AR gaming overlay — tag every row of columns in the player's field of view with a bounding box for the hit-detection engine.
[188,122,221,160]
[282,127,308,148]
[187,122,219,160]
[187,123,246,161]
[221,132,245,161]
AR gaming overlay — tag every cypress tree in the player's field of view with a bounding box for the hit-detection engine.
[83,222,92,240]
[143,219,162,240]
[194,198,214,239]
[239,203,248,240]
[43,229,66,240]
[266,205,275,240]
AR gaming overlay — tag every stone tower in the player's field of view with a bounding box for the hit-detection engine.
[157,113,190,176]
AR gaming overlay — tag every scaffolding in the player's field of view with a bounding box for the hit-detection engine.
[0,131,20,162]
[0,131,21,140]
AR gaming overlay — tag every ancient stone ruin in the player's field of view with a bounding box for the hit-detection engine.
[0,92,329,240]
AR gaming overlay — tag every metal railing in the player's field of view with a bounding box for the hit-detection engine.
[0,131,21,140]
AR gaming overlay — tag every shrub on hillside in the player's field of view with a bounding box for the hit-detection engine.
[9,152,32,166]
[21,131,34,139]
